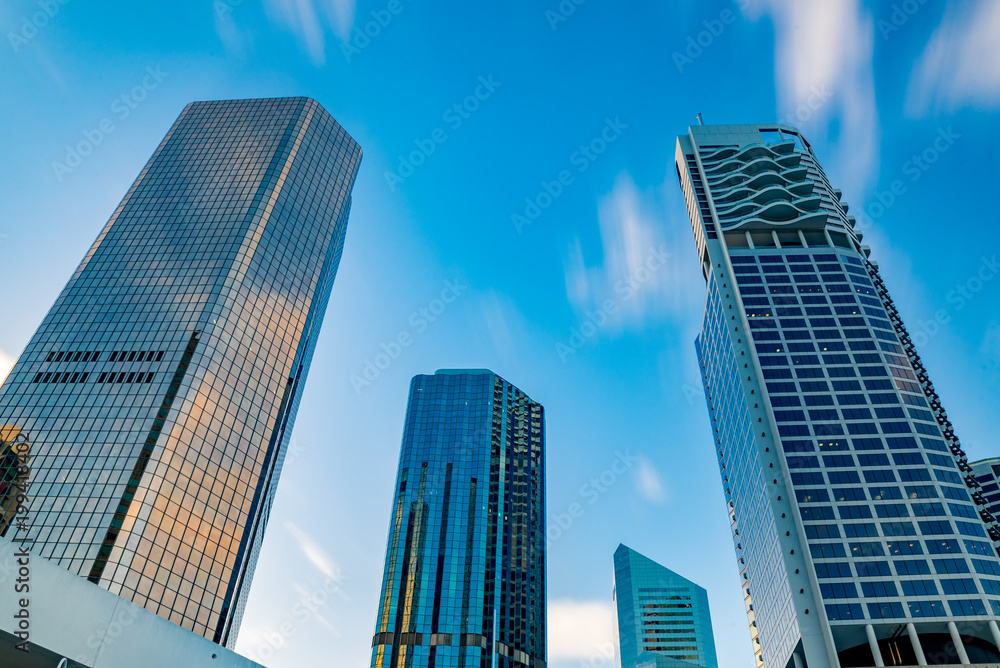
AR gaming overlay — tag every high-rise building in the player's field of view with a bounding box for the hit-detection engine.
[370,369,546,668]
[676,123,1000,667]
[612,544,718,668]
[0,426,26,535]
[0,97,361,646]
[972,459,1000,543]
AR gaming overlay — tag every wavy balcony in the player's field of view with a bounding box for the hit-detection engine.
[718,195,823,225]
[707,155,803,183]
[700,140,795,168]
[714,184,814,214]
[708,162,808,190]
[704,152,802,182]
[719,209,830,232]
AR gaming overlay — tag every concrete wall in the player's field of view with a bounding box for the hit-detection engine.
[0,535,265,668]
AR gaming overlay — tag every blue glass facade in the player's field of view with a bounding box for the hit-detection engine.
[371,369,546,668]
[678,124,1000,666]
[972,459,1000,533]
[0,97,361,646]
[612,544,717,668]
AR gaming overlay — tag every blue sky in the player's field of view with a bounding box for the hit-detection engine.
[2,0,1000,665]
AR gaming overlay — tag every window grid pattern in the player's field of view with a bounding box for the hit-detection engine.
[612,544,718,668]
[0,97,361,646]
[679,123,1000,663]
[730,247,1000,626]
[370,371,546,668]
[696,272,798,668]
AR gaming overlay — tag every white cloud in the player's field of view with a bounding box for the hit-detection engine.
[215,3,254,59]
[0,349,13,385]
[743,0,880,198]
[265,0,356,65]
[285,521,342,580]
[563,173,700,329]
[633,456,667,505]
[906,1,1000,115]
[548,600,615,661]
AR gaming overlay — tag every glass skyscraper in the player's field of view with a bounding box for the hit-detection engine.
[612,544,718,668]
[0,97,361,646]
[676,124,1000,667]
[370,369,546,668]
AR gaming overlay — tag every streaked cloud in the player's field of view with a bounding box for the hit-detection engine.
[634,456,667,505]
[743,0,880,198]
[0,349,13,385]
[906,1,1000,115]
[563,173,700,329]
[285,521,342,580]
[548,599,615,661]
[264,0,356,65]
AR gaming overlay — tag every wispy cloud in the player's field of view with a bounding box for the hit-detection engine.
[633,456,667,504]
[906,0,1000,115]
[743,0,880,198]
[214,2,255,59]
[0,349,13,385]
[285,521,341,580]
[563,173,699,329]
[265,0,356,65]
[548,600,615,661]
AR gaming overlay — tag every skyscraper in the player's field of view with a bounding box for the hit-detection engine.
[612,544,718,668]
[676,124,1000,667]
[370,369,546,668]
[971,458,1000,546]
[0,97,361,646]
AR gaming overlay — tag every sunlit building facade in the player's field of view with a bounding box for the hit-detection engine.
[677,124,1000,667]
[612,544,718,668]
[370,369,546,668]
[0,97,361,646]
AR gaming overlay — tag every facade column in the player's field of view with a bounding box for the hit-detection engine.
[866,624,884,667]
[947,621,970,664]
[791,652,804,668]
[990,619,1000,653]
[906,623,926,666]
